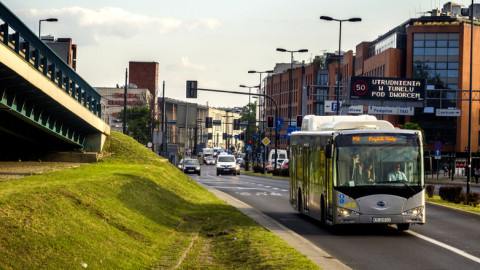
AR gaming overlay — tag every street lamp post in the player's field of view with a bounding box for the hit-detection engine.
[38,18,58,38]
[240,84,260,171]
[467,0,475,194]
[276,48,308,136]
[248,70,274,173]
[320,16,361,115]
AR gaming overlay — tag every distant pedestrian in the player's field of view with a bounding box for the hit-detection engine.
[474,167,479,184]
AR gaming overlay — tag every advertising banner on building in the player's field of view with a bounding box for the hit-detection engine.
[349,76,426,107]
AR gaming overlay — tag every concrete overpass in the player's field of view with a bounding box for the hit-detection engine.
[0,2,109,161]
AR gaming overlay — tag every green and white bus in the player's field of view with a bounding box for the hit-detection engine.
[289,115,425,230]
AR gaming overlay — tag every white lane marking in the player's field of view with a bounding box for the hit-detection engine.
[408,230,480,264]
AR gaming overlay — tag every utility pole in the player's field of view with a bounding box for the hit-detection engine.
[123,68,128,134]
[162,81,166,157]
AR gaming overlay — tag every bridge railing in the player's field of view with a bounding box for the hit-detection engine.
[0,2,102,117]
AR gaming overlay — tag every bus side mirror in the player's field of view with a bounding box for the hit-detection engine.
[326,144,334,159]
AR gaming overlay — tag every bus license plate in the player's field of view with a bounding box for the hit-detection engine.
[372,217,391,223]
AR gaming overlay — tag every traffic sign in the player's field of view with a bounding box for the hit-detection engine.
[246,145,252,152]
[434,141,442,150]
[262,137,270,146]
[435,149,441,159]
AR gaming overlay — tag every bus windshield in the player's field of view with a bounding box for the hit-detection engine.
[335,133,422,188]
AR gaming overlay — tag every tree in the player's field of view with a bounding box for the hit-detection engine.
[118,106,156,145]
[240,101,258,136]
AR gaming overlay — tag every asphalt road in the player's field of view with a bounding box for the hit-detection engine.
[191,165,480,270]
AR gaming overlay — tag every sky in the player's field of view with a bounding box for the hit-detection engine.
[1,0,474,108]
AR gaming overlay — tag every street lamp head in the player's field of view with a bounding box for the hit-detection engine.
[320,16,333,21]
[239,85,247,88]
[248,70,256,73]
[298,49,308,53]
[46,18,58,22]
[276,48,287,52]
[349,17,362,22]
[265,70,274,73]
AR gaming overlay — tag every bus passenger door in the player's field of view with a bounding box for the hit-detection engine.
[303,147,310,212]
[325,147,334,222]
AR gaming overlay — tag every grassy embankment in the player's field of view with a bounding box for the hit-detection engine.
[0,132,319,269]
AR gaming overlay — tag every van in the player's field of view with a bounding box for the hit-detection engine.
[267,149,287,173]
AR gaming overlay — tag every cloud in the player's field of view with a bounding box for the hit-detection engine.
[181,57,207,71]
[186,18,222,31]
[16,7,220,45]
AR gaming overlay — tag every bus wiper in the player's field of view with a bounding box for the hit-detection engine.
[402,182,416,193]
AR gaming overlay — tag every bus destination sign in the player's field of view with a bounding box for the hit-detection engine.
[352,136,399,144]
[350,76,426,102]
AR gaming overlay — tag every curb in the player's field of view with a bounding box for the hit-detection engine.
[197,182,351,270]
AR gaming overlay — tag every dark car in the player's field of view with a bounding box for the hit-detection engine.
[236,158,245,168]
[178,158,201,175]
[204,156,216,165]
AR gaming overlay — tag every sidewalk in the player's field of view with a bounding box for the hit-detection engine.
[425,170,480,187]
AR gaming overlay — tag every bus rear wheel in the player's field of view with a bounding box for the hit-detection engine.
[397,223,410,231]
[320,197,326,225]
[297,190,303,213]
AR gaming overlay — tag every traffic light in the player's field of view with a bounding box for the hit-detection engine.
[186,80,197,98]
[240,133,245,140]
[223,133,227,140]
[248,140,252,145]
[296,115,303,128]
[208,133,212,140]
[205,117,213,128]
[267,116,275,128]
[233,119,240,130]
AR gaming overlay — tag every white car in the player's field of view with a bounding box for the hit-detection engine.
[216,154,240,176]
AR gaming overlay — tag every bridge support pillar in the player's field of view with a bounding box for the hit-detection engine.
[83,132,109,153]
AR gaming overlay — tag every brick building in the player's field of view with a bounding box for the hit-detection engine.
[264,1,480,157]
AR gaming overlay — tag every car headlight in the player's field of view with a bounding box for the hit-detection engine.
[403,206,424,216]
[195,166,200,170]
[337,207,360,218]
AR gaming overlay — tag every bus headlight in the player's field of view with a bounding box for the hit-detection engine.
[403,206,424,216]
[337,207,360,218]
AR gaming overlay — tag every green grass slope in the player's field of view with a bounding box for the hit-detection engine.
[0,132,318,269]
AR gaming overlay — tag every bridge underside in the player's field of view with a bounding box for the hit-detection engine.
[0,57,108,161]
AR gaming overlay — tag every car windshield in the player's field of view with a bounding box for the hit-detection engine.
[184,159,199,165]
[335,133,422,187]
[218,156,235,162]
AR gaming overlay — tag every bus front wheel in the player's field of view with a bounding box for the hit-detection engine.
[320,197,326,225]
[397,223,410,231]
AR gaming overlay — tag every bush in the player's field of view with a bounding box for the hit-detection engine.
[253,165,265,174]
[426,184,435,198]
[465,192,480,207]
[273,168,289,177]
[439,186,463,203]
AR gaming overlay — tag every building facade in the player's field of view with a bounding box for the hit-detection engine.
[264,1,480,158]
[158,97,243,157]
[97,87,153,133]
[42,36,77,70]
